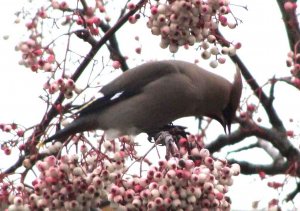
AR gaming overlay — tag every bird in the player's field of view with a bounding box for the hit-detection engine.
[45,60,242,142]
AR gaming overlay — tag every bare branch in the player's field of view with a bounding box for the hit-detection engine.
[5,0,148,174]
[276,0,300,52]
[227,159,288,175]
[206,125,254,153]
[207,115,300,176]
[230,54,285,130]
[98,22,129,71]
[257,138,285,164]
[286,182,300,202]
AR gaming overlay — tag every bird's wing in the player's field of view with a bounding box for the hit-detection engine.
[78,90,140,116]
[78,61,181,116]
[100,61,180,96]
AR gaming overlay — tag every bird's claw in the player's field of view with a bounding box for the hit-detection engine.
[155,131,180,159]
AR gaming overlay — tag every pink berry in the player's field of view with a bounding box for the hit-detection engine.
[26,21,36,30]
[218,57,226,64]
[234,42,242,49]
[90,27,99,35]
[292,77,300,87]
[66,78,75,89]
[284,2,297,12]
[38,9,47,18]
[151,6,158,15]
[155,197,163,205]
[247,104,256,112]
[17,129,24,137]
[80,144,88,153]
[4,147,11,155]
[286,130,294,137]
[99,5,105,13]
[45,176,58,184]
[112,60,121,69]
[33,49,43,56]
[135,47,141,54]
[4,124,12,132]
[219,6,228,14]
[202,5,210,13]
[31,64,39,72]
[18,144,26,151]
[47,54,55,63]
[11,123,17,130]
[200,148,210,158]
[219,15,228,26]
[13,196,23,206]
[127,2,136,10]
[44,155,56,166]
[59,1,69,10]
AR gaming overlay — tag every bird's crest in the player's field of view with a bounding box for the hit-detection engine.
[222,64,243,133]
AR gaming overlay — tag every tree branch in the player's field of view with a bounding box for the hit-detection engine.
[276,0,300,52]
[227,159,288,175]
[207,115,300,176]
[206,124,254,153]
[230,54,285,130]
[5,0,147,174]
[286,182,300,201]
[99,22,129,71]
[215,30,285,130]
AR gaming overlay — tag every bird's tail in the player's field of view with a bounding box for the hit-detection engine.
[44,116,95,143]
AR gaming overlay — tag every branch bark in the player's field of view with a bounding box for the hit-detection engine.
[209,2,300,179]
[228,159,288,175]
[229,54,285,130]
[276,0,300,52]
[4,0,147,174]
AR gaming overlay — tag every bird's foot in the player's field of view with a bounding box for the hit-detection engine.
[155,131,180,159]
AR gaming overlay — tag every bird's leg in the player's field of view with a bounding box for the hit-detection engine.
[147,124,189,142]
[155,131,180,160]
[148,124,190,159]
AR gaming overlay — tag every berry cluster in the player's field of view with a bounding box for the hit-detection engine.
[108,155,239,210]
[3,135,239,211]
[16,36,81,98]
[286,50,300,88]
[43,77,81,99]
[0,123,24,138]
[147,0,239,66]
[5,152,126,211]
[0,123,25,155]
[286,51,300,77]
[14,2,56,73]
[16,39,55,72]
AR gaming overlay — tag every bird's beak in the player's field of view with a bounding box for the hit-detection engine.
[220,117,228,135]
[221,118,231,135]
[211,114,231,135]
[226,121,231,135]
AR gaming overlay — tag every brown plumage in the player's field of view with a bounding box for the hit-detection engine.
[45,60,242,142]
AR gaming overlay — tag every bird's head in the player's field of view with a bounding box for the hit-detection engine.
[208,112,231,134]
[209,65,243,135]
